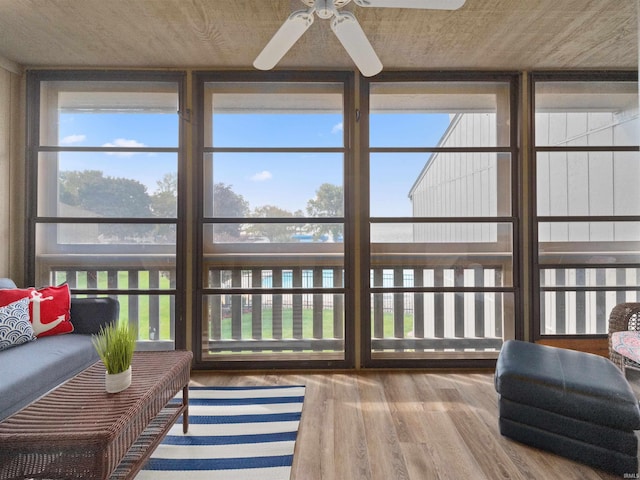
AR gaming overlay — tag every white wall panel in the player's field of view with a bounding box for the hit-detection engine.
[0,68,11,276]
[535,110,638,242]
[0,66,24,279]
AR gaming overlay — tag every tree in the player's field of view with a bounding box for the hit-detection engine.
[212,183,250,240]
[59,169,153,240]
[150,173,178,240]
[246,205,296,242]
[306,183,344,241]
[150,172,177,218]
[60,170,152,218]
[59,170,105,207]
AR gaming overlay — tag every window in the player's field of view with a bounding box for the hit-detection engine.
[194,72,354,368]
[27,71,184,349]
[28,68,637,368]
[362,74,519,366]
[531,72,640,336]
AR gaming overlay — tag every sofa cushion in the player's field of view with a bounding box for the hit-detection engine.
[0,334,99,421]
[0,284,73,337]
[0,298,36,352]
[69,297,120,334]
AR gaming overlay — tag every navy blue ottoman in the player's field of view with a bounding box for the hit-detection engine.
[495,340,640,475]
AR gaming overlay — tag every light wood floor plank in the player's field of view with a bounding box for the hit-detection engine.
[399,443,437,479]
[420,410,485,480]
[333,374,372,479]
[189,370,635,480]
[357,374,411,480]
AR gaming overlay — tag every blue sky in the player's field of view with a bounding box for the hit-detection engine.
[58,111,450,217]
[59,113,178,196]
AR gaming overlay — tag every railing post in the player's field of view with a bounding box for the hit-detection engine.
[231,269,242,340]
[313,268,323,344]
[555,269,566,334]
[128,271,138,335]
[169,270,176,342]
[107,269,120,329]
[210,269,221,340]
[373,269,384,339]
[272,268,283,340]
[65,270,77,289]
[576,268,586,334]
[292,268,303,341]
[616,268,627,306]
[413,268,424,352]
[251,269,262,342]
[495,268,503,337]
[596,268,607,333]
[87,270,97,290]
[474,265,484,338]
[434,268,444,338]
[393,267,404,341]
[454,266,465,338]
[333,268,344,339]
[149,270,160,340]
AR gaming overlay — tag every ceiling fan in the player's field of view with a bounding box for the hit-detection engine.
[253,0,466,77]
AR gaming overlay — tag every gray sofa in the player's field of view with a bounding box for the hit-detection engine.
[0,278,119,421]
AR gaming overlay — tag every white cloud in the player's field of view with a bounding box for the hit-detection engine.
[331,122,343,134]
[60,134,86,145]
[250,170,273,182]
[102,138,147,156]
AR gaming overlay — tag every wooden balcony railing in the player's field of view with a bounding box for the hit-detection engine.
[37,248,640,356]
[203,249,513,354]
[42,260,176,349]
[540,266,640,334]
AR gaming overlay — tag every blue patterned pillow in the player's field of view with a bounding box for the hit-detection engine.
[0,298,36,352]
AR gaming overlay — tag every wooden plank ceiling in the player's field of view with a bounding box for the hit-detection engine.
[0,0,636,71]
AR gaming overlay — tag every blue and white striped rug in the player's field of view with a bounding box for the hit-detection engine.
[136,385,305,480]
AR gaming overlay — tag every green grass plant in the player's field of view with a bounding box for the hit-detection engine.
[92,322,137,374]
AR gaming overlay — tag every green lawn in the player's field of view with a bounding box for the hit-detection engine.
[214,308,413,340]
[60,270,173,340]
[61,269,413,343]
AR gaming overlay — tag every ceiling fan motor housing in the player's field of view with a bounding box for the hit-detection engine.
[315,0,338,19]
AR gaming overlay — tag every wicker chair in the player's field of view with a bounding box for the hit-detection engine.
[608,302,640,371]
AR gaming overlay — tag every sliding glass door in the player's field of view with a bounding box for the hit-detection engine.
[194,72,355,368]
[361,73,520,367]
[27,71,185,350]
[531,72,640,338]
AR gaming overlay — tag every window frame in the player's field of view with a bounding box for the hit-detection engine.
[360,71,522,368]
[529,70,640,340]
[192,70,356,370]
[25,70,187,349]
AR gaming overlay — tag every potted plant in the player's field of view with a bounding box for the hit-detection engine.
[92,322,136,393]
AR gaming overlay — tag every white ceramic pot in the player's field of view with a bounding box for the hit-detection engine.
[105,366,132,393]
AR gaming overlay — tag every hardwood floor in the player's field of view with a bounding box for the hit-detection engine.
[190,369,638,480]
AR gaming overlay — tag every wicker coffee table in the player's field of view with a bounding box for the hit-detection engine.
[0,350,192,480]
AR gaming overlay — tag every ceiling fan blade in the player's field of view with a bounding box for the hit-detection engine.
[253,10,314,71]
[331,12,382,77]
[353,0,466,10]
